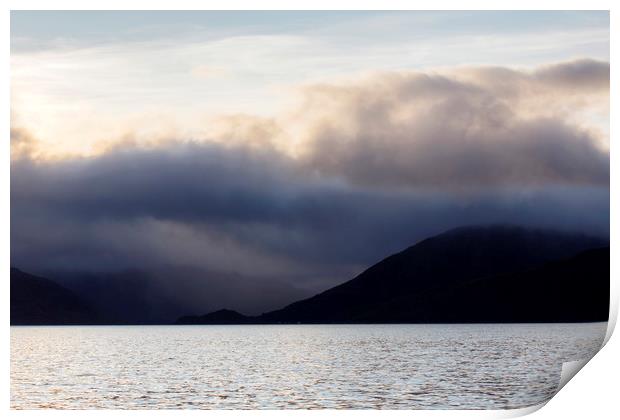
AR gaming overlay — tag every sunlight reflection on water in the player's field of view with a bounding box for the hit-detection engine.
[10,323,606,409]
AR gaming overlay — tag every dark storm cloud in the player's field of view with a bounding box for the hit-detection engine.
[11,141,609,274]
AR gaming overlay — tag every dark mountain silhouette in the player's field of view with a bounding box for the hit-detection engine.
[177,309,252,325]
[10,268,99,325]
[343,246,609,323]
[178,225,609,324]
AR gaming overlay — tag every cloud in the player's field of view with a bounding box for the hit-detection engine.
[10,127,40,160]
[533,59,610,91]
[279,60,609,188]
[454,59,610,96]
[11,141,609,279]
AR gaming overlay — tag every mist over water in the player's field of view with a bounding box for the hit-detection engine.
[11,323,606,409]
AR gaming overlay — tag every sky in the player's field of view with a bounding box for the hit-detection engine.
[10,11,610,316]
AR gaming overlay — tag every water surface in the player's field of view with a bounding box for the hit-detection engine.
[11,323,606,409]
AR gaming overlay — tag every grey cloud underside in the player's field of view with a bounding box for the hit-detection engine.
[298,59,609,187]
[10,60,610,315]
[533,59,610,91]
[306,115,608,188]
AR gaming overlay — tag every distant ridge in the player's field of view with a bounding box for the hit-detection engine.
[10,268,100,325]
[177,225,609,324]
[177,309,251,325]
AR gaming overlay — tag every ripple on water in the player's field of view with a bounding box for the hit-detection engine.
[10,323,606,409]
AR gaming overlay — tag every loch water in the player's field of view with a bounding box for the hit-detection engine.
[10,323,607,409]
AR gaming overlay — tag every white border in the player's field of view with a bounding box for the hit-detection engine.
[3,2,617,419]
